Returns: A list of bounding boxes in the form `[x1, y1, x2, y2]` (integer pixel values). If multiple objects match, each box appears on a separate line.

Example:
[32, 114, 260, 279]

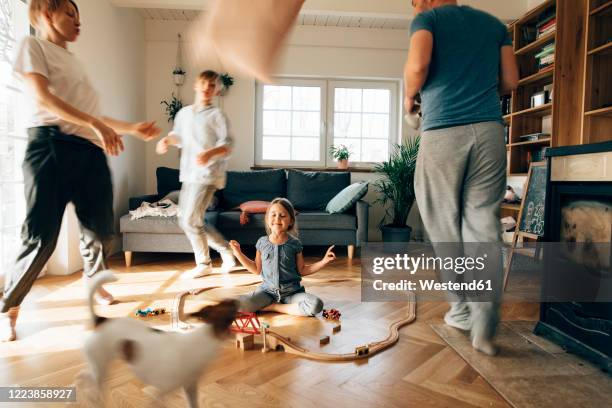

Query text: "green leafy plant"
[220, 73, 234, 89]
[172, 68, 186, 75]
[160, 94, 183, 122]
[373, 136, 420, 227]
[329, 144, 352, 161]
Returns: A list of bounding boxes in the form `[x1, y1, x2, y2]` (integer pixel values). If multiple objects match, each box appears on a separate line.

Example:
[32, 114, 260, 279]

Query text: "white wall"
[527, 0, 547, 9]
[48, 0, 146, 273]
[144, 20, 422, 241]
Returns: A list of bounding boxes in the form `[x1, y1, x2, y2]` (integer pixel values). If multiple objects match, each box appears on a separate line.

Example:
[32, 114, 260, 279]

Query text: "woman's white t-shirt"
[13, 36, 102, 146]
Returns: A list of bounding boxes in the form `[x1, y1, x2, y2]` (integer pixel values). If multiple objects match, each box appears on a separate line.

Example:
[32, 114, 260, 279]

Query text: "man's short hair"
[29, 0, 79, 28]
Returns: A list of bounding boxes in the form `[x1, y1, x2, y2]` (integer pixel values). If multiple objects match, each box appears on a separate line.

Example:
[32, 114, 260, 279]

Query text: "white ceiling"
[137, 8, 411, 30]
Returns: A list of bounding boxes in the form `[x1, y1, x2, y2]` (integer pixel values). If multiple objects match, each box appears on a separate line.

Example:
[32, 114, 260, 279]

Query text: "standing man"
[405, 0, 518, 355]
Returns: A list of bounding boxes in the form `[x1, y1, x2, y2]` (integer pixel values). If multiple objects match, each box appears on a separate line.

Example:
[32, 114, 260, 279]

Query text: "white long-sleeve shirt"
[170, 104, 233, 188]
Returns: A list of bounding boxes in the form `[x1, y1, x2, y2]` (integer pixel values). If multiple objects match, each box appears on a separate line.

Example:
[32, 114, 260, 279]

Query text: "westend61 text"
[372, 279, 493, 291]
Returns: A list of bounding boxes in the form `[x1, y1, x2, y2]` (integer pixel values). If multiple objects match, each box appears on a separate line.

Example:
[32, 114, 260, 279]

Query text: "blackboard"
[518, 162, 547, 236]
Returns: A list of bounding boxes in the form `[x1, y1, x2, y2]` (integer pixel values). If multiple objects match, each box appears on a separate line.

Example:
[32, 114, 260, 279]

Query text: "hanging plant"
[219, 73, 234, 95]
[173, 68, 186, 86]
[173, 34, 186, 86]
[160, 93, 183, 122]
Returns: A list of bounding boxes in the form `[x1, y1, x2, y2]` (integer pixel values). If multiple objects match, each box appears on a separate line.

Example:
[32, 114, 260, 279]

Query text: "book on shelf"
[534, 43, 555, 58]
[538, 25, 556, 37]
[538, 18, 556, 32]
[519, 132, 550, 141]
[539, 54, 555, 65]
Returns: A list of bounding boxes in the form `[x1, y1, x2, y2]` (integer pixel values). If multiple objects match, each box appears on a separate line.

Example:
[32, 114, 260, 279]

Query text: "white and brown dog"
[79, 271, 237, 407]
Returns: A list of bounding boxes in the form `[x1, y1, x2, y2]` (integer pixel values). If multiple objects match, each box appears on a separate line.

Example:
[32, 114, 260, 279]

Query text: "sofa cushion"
[217, 210, 356, 230]
[326, 182, 369, 214]
[120, 212, 218, 234]
[156, 167, 181, 197]
[221, 169, 286, 209]
[287, 169, 350, 211]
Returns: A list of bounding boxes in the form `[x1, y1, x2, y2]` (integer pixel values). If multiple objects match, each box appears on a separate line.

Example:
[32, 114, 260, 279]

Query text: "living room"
[0, 0, 611, 407]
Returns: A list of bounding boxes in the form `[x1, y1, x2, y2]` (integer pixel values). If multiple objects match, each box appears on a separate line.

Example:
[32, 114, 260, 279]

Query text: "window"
[256, 78, 398, 168]
[1, 0, 30, 278]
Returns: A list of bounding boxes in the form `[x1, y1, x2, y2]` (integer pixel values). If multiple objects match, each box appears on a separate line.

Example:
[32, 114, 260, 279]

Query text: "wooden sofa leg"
[347, 245, 355, 259]
[124, 251, 132, 267]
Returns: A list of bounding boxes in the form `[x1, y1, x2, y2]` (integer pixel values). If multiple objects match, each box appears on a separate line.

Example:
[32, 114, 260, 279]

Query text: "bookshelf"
[502, 0, 588, 233]
[581, 0, 612, 143]
[504, 0, 587, 176]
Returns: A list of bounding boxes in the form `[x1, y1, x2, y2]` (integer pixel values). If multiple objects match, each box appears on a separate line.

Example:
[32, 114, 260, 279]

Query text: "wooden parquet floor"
[0, 250, 539, 407]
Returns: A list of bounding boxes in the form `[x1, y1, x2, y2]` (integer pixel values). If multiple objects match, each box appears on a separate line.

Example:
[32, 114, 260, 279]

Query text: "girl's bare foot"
[1, 306, 19, 342]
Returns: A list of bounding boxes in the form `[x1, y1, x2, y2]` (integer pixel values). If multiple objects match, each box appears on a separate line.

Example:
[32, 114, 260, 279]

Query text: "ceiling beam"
[111, 0, 528, 22]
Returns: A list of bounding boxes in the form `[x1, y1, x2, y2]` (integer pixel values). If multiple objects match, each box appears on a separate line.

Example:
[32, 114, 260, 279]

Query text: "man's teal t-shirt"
[410, 5, 512, 131]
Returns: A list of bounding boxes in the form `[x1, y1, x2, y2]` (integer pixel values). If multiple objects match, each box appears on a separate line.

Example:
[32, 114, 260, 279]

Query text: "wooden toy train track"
[170, 274, 416, 361]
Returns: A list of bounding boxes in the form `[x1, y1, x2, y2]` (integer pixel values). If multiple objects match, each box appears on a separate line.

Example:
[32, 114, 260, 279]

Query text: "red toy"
[322, 308, 341, 320]
[230, 312, 261, 334]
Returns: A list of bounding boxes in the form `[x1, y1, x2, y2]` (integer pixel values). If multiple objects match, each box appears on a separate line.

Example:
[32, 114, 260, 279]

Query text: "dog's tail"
[86, 270, 118, 326]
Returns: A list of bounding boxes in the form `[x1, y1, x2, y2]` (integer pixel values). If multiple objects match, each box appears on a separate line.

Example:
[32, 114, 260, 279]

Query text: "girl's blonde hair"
[29, 0, 79, 29]
[265, 198, 299, 238]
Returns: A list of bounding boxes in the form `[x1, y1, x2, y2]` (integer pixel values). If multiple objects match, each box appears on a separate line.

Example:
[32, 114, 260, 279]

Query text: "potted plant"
[219, 73, 234, 96]
[329, 144, 352, 169]
[160, 93, 183, 122]
[373, 136, 420, 243]
[173, 68, 186, 86]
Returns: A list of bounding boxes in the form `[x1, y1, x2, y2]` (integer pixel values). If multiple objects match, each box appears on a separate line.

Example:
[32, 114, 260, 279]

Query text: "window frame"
[255, 78, 328, 168]
[326, 79, 399, 168]
[255, 77, 400, 169]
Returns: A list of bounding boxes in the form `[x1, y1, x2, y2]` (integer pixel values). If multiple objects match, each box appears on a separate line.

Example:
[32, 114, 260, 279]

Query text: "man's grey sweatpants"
[414, 121, 506, 341]
[178, 183, 230, 265]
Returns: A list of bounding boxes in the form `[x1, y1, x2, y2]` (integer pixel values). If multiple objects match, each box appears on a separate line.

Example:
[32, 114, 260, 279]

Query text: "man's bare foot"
[1, 306, 19, 342]
[472, 336, 499, 356]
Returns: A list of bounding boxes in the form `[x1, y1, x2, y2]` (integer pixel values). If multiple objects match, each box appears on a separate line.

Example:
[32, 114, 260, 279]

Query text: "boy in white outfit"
[156, 70, 235, 279]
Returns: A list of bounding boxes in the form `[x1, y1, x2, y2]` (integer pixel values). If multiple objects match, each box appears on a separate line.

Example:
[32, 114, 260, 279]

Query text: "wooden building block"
[236, 333, 254, 351]
[332, 324, 341, 333]
[319, 336, 330, 345]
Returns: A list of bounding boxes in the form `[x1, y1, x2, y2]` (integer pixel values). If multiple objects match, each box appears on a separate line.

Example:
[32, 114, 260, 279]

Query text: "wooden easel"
[503, 161, 547, 290]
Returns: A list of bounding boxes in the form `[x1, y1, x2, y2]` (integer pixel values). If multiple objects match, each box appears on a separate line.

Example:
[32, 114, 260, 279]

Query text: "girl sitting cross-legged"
[229, 198, 336, 316]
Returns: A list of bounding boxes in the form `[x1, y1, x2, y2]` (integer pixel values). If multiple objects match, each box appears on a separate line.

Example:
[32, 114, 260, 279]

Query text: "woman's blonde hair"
[265, 198, 299, 237]
[29, 0, 79, 29]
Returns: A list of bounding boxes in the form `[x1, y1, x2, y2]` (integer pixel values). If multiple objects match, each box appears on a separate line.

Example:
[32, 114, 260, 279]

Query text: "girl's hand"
[229, 240, 241, 255]
[323, 245, 336, 264]
[156, 137, 169, 155]
[132, 121, 161, 141]
[92, 120, 124, 156]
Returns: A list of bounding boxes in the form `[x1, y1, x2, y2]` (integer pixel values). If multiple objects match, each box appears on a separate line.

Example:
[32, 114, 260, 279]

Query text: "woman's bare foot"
[1, 306, 19, 342]
[95, 286, 115, 305]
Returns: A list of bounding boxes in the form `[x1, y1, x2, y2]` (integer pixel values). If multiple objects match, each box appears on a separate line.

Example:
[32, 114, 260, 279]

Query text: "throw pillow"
[287, 169, 350, 211]
[326, 182, 369, 214]
[239, 200, 271, 225]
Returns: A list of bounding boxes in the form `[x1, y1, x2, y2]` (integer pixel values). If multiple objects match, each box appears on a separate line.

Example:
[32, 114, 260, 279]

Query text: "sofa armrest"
[356, 200, 369, 246]
[129, 194, 161, 211]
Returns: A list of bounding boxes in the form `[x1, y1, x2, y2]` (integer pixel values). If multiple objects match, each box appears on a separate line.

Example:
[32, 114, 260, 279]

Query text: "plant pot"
[337, 159, 349, 169]
[173, 74, 185, 86]
[380, 224, 412, 243]
[380, 225, 412, 253]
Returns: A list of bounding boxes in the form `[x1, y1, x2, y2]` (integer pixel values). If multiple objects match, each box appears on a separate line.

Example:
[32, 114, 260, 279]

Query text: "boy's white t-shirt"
[171, 104, 233, 189]
[13, 36, 102, 147]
